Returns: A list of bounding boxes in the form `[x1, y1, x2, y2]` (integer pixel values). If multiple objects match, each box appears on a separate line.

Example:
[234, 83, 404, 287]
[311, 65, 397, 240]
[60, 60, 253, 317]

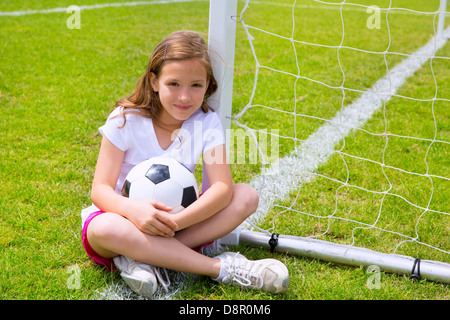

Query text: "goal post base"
[233, 229, 450, 285]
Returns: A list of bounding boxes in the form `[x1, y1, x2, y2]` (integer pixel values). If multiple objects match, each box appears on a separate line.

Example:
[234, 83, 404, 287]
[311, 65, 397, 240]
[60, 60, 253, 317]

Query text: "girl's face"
[151, 58, 209, 126]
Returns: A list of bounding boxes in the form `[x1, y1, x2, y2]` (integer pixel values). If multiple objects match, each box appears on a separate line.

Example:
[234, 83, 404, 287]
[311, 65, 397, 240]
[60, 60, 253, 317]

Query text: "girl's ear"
[150, 72, 159, 92]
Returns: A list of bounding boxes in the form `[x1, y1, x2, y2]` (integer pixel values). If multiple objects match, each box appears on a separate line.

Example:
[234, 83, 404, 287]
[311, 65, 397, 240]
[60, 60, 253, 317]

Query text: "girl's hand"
[128, 199, 179, 237]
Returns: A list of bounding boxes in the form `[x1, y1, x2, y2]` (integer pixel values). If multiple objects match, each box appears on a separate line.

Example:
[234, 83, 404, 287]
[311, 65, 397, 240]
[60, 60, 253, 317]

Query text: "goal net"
[222, 0, 450, 280]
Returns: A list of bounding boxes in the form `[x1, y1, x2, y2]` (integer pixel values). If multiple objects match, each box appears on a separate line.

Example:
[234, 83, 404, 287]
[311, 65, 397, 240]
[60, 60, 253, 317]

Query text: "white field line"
[0, 0, 207, 17]
[246, 26, 450, 230]
[4, 0, 445, 17]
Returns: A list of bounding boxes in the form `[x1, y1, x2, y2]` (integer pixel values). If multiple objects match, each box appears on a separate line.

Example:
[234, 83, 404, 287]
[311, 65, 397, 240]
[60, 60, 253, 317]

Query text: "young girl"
[81, 30, 289, 298]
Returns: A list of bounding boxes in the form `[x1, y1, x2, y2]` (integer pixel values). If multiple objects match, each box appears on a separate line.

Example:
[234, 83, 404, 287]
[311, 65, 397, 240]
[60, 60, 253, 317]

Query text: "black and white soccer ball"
[121, 157, 199, 213]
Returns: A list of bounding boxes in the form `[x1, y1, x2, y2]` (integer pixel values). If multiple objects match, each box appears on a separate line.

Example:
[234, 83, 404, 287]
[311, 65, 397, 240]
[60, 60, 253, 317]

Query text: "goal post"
[239, 229, 450, 285]
[207, 0, 450, 285]
[207, 0, 237, 141]
[201, 0, 237, 192]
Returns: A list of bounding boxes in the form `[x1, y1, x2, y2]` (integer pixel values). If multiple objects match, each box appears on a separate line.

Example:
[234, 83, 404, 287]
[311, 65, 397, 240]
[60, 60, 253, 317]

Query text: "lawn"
[0, 0, 448, 300]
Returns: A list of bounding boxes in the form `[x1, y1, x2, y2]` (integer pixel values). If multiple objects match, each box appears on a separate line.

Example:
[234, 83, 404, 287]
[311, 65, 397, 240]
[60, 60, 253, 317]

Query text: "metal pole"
[202, 0, 237, 192]
[207, 0, 237, 136]
[239, 229, 450, 285]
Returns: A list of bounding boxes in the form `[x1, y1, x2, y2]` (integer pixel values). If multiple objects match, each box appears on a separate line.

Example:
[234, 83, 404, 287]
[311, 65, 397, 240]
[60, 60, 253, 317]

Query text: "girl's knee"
[233, 183, 259, 217]
[87, 213, 129, 243]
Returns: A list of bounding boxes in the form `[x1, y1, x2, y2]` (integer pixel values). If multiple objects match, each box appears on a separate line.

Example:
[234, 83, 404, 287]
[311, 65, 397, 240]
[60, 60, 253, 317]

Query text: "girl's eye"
[168, 82, 179, 86]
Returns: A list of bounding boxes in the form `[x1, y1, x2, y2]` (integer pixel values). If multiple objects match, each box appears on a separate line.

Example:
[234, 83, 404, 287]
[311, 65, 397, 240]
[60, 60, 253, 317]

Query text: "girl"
[81, 30, 289, 298]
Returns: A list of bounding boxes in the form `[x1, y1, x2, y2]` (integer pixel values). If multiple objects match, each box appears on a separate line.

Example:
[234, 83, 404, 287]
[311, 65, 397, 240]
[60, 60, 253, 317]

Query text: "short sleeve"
[98, 107, 128, 151]
[202, 111, 225, 153]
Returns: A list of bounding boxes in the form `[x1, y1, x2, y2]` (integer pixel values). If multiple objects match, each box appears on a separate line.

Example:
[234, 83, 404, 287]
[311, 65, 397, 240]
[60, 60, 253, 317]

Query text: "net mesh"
[231, 0, 450, 263]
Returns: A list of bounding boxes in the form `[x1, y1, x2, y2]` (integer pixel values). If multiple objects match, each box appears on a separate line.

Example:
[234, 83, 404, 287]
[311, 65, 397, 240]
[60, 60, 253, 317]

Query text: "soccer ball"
[121, 157, 199, 213]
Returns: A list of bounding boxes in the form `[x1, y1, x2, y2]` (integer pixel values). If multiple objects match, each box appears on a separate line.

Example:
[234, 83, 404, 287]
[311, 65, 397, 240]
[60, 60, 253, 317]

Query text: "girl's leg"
[86, 183, 258, 277]
[86, 184, 288, 294]
[174, 183, 259, 249]
[86, 212, 221, 278]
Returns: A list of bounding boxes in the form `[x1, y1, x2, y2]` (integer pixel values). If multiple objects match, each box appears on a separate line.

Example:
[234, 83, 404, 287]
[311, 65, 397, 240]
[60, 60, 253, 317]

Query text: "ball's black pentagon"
[121, 179, 131, 197]
[181, 186, 197, 208]
[145, 164, 170, 184]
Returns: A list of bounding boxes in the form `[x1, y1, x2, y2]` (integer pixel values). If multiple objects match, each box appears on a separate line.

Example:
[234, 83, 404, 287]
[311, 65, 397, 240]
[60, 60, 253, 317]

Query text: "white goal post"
[207, 0, 450, 285]
[207, 0, 237, 143]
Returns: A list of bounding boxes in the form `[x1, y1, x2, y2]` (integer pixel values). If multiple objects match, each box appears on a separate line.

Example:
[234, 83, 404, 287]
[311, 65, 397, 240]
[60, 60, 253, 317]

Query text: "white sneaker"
[113, 255, 170, 299]
[214, 252, 289, 293]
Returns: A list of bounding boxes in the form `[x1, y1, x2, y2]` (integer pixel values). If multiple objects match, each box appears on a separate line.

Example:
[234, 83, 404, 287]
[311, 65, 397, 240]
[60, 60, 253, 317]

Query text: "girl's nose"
[179, 88, 191, 103]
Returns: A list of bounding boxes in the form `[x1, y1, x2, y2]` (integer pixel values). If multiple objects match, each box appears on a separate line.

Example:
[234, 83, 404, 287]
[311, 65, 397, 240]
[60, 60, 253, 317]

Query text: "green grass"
[1, 0, 449, 300]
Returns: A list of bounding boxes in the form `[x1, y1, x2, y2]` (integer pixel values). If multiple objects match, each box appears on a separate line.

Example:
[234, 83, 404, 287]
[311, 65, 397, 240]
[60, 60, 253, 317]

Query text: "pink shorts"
[82, 210, 117, 272]
[82, 210, 213, 271]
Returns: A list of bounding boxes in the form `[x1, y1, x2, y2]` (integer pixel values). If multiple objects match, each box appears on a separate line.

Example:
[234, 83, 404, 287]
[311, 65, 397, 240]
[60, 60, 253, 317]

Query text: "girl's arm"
[172, 144, 233, 231]
[90, 136, 178, 237]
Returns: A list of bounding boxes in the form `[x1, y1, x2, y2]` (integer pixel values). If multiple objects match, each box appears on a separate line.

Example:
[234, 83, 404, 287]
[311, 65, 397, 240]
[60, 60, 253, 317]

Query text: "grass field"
[0, 0, 449, 300]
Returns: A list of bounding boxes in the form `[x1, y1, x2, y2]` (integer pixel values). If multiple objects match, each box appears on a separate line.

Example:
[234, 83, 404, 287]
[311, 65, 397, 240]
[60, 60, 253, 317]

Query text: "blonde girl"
[81, 30, 289, 298]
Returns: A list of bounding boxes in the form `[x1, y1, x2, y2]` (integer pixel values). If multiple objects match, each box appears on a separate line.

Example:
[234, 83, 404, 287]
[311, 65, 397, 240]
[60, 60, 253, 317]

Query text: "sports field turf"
[0, 0, 449, 300]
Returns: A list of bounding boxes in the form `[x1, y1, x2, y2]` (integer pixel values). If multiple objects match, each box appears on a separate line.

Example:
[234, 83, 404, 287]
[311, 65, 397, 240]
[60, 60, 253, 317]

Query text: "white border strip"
[0, 0, 207, 17]
[247, 26, 450, 229]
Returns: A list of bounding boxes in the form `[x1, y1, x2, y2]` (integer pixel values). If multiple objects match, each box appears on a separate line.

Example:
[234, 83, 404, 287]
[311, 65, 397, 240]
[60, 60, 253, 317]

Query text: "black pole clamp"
[269, 233, 279, 253]
[410, 258, 421, 281]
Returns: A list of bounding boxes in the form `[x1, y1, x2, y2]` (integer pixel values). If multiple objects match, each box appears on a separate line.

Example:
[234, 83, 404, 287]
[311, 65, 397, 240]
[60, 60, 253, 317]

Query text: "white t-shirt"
[81, 107, 225, 227]
[99, 106, 225, 194]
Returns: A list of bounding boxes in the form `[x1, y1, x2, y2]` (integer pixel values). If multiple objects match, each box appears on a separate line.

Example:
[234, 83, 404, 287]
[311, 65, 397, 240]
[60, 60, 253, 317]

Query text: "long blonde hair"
[114, 30, 218, 127]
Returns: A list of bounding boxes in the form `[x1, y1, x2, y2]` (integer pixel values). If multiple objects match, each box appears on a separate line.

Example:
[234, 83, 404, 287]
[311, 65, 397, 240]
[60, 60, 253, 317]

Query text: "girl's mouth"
[174, 104, 191, 111]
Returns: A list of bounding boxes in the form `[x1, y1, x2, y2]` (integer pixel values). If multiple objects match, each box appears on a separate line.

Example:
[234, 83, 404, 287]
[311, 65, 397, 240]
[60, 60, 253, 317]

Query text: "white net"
[231, 0, 450, 263]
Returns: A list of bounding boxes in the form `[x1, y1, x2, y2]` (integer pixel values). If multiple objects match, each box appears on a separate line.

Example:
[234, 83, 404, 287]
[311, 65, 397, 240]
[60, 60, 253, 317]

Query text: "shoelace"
[223, 252, 263, 289]
[153, 266, 171, 293]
